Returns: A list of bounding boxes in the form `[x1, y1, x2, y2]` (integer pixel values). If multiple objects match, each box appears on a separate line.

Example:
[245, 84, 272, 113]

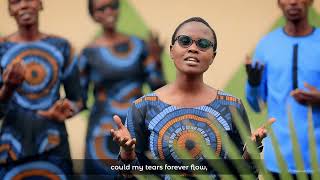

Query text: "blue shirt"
[246, 27, 320, 173]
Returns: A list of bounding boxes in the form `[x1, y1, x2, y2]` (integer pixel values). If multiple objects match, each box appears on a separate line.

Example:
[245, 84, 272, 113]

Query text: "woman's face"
[8, 0, 42, 27]
[170, 21, 216, 76]
[92, 0, 119, 30]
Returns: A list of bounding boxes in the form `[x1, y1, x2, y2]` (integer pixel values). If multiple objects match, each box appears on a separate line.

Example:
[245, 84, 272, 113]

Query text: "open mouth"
[184, 57, 200, 63]
[287, 8, 301, 15]
[19, 12, 33, 21]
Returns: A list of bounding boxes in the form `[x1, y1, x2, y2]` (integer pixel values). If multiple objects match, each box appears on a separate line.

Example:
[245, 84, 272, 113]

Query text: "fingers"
[119, 137, 128, 146]
[61, 99, 75, 114]
[251, 127, 268, 144]
[258, 128, 267, 139]
[125, 138, 136, 147]
[3, 62, 26, 88]
[149, 31, 159, 42]
[110, 128, 136, 151]
[256, 63, 264, 71]
[262, 118, 276, 128]
[37, 110, 48, 117]
[111, 128, 122, 143]
[113, 115, 124, 129]
[304, 82, 317, 92]
[245, 55, 252, 64]
[252, 118, 275, 143]
[291, 89, 311, 104]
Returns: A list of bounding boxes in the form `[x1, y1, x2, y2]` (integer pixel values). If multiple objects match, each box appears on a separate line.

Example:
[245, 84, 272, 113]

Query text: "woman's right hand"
[111, 115, 137, 160]
[3, 62, 25, 90]
[0, 62, 25, 102]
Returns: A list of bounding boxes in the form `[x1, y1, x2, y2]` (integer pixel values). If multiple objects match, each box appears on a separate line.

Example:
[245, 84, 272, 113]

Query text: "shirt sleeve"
[77, 49, 90, 109]
[141, 42, 166, 91]
[246, 40, 268, 112]
[0, 42, 10, 118]
[60, 42, 82, 104]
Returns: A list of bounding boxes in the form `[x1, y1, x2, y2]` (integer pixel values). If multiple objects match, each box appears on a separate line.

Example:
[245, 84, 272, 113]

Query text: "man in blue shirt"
[245, 0, 320, 179]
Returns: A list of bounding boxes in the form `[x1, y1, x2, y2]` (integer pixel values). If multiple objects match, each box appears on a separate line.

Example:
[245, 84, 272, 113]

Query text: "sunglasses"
[174, 35, 215, 51]
[96, 1, 119, 12]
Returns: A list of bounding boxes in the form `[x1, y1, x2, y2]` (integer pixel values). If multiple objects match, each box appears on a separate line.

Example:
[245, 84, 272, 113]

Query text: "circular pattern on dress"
[155, 114, 222, 164]
[3, 161, 67, 180]
[89, 117, 119, 167]
[1, 42, 63, 107]
[38, 129, 61, 154]
[0, 133, 22, 163]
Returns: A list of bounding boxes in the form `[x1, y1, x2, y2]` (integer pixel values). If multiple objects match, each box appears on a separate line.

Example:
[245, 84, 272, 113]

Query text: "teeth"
[186, 57, 198, 62]
[21, 13, 31, 19]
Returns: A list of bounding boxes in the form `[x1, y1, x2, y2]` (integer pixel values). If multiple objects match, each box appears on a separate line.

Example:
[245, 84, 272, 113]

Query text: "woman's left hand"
[251, 118, 276, 145]
[37, 99, 77, 122]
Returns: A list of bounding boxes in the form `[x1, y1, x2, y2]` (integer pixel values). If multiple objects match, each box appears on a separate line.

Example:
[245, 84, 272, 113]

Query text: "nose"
[288, 0, 298, 5]
[104, 7, 114, 14]
[19, 0, 29, 9]
[187, 41, 199, 54]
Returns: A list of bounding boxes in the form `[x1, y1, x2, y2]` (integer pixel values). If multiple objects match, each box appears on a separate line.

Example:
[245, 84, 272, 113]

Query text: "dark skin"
[90, 0, 163, 61]
[111, 21, 275, 161]
[0, 62, 25, 102]
[278, 0, 314, 36]
[245, 0, 320, 106]
[291, 83, 320, 106]
[0, 0, 82, 121]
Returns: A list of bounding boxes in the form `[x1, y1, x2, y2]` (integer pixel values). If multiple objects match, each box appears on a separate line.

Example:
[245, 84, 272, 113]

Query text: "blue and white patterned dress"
[78, 35, 166, 178]
[0, 36, 81, 179]
[121, 91, 255, 179]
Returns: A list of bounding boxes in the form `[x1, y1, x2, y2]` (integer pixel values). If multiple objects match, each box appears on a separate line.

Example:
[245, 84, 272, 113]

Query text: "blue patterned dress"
[78, 36, 166, 178]
[121, 91, 254, 179]
[0, 36, 81, 180]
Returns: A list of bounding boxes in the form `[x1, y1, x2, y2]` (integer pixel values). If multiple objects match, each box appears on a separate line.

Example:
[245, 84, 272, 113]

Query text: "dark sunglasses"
[174, 35, 214, 51]
[96, 1, 119, 12]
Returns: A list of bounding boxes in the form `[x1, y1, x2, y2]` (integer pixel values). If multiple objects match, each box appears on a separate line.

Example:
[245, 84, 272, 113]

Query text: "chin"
[286, 14, 303, 22]
[104, 24, 116, 30]
[181, 68, 205, 76]
[19, 20, 36, 26]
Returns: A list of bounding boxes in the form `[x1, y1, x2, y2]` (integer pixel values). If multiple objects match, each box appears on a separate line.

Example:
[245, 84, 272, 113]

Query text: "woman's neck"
[103, 27, 117, 39]
[16, 23, 42, 42]
[174, 73, 205, 94]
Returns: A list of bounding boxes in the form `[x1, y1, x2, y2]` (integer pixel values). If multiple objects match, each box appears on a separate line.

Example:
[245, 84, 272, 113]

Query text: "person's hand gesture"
[110, 115, 136, 160]
[245, 55, 264, 87]
[243, 118, 275, 160]
[291, 82, 320, 106]
[147, 32, 164, 62]
[251, 118, 276, 146]
[3, 62, 25, 90]
[38, 99, 76, 122]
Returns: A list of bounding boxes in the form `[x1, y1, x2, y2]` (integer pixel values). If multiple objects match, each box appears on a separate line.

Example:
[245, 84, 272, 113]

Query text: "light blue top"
[246, 27, 320, 173]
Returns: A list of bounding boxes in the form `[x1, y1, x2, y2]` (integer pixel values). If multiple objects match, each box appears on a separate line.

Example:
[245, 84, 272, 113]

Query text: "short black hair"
[171, 17, 217, 52]
[88, 0, 94, 17]
[88, 0, 120, 17]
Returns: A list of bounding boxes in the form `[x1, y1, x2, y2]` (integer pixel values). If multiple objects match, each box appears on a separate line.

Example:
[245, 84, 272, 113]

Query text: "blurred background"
[1, 0, 319, 173]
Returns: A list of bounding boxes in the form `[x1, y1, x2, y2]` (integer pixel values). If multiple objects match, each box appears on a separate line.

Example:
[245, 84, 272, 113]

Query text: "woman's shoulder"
[45, 34, 71, 44]
[133, 92, 158, 107]
[215, 90, 243, 107]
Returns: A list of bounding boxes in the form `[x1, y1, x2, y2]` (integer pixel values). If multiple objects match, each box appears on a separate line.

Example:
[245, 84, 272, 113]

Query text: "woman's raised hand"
[110, 115, 137, 160]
